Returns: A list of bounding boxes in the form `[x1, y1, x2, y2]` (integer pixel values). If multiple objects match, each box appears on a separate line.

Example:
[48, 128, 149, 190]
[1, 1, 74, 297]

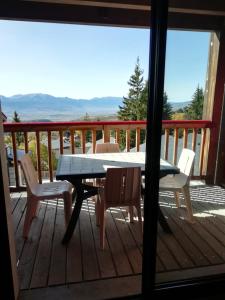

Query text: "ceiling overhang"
[0, 1, 225, 31]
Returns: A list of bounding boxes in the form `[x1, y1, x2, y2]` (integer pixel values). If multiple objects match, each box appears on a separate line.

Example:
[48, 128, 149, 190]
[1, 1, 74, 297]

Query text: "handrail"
[3, 119, 213, 132]
[3, 120, 212, 190]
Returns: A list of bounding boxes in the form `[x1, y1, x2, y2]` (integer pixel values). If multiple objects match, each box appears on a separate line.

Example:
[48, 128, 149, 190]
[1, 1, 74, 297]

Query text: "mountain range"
[0, 93, 190, 121]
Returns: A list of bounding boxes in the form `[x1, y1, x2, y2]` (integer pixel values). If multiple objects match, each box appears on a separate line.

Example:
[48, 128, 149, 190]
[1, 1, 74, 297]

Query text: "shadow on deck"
[12, 184, 225, 299]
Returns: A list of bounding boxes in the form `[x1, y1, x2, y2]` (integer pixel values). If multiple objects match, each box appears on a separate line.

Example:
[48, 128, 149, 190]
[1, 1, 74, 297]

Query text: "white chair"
[159, 148, 195, 222]
[20, 154, 74, 238]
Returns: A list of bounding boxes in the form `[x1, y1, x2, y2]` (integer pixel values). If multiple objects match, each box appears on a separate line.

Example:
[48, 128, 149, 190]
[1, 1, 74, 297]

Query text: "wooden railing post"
[11, 132, 19, 188]
[136, 128, 140, 152]
[3, 120, 212, 191]
[70, 129, 75, 154]
[126, 129, 130, 152]
[103, 125, 110, 143]
[173, 128, 178, 165]
[92, 130, 96, 153]
[47, 131, 53, 182]
[59, 130, 64, 155]
[164, 128, 169, 160]
[81, 130, 86, 154]
[36, 131, 42, 183]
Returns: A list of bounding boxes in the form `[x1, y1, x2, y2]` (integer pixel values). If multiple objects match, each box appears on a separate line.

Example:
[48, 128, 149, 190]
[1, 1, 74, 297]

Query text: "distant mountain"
[170, 101, 190, 111]
[0, 94, 123, 121]
[0, 93, 191, 121]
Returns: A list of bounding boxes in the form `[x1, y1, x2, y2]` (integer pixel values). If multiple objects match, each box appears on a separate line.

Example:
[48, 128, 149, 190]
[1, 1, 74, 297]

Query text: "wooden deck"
[12, 184, 225, 296]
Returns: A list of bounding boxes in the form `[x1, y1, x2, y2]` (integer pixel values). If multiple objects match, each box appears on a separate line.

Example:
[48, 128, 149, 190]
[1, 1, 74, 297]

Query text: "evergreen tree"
[162, 92, 173, 120]
[118, 57, 144, 121]
[13, 111, 24, 146]
[184, 85, 204, 120]
[83, 112, 92, 142]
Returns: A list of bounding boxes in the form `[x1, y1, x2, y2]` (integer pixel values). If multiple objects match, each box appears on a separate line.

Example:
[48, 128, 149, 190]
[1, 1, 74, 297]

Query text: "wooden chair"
[159, 148, 195, 222]
[20, 154, 74, 238]
[97, 167, 142, 249]
[94, 142, 120, 187]
[95, 142, 120, 153]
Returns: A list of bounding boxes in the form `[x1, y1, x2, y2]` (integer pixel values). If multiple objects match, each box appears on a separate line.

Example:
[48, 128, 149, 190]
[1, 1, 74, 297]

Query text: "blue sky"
[0, 20, 210, 102]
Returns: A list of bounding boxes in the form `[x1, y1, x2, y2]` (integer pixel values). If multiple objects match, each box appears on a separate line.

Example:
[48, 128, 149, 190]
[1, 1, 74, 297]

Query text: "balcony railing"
[3, 120, 213, 191]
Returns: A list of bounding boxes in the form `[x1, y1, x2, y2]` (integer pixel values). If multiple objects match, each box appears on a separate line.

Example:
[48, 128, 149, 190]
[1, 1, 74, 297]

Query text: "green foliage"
[172, 112, 186, 120]
[162, 92, 173, 120]
[184, 85, 204, 120]
[83, 112, 92, 142]
[118, 58, 172, 122]
[117, 58, 173, 148]
[118, 57, 145, 121]
[29, 139, 58, 171]
[13, 111, 24, 146]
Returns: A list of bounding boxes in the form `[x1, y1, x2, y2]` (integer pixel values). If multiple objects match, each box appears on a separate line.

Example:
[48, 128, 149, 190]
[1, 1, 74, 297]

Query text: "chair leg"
[99, 202, 106, 250]
[95, 195, 100, 226]
[31, 200, 39, 218]
[182, 186, 194, 223]
[23, 197, 36, 239]
[136, 205, 143, 234]
[129, 206, 134, 223]
[63, 191, 72, 226]
[174, 191, 180, 207]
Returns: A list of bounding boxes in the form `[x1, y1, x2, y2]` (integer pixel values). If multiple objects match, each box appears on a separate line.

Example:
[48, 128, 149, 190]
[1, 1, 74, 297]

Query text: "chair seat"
[159, 173, 188, 190]
[32, 180, 73, 198]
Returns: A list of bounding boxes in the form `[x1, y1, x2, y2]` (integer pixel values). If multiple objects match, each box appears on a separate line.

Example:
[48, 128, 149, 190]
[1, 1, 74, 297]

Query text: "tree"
[13, 111, 24, 146]
[117, 59, 173, 148]
[184, 85, 204, 120]
[118, 57, 144, 121]
[83, 112, 92, 142]
[29, 139, 58, 171]
[162, 92, 173, 120]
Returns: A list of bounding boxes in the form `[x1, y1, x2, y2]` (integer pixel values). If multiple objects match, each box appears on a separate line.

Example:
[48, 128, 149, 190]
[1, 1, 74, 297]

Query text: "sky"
[0, 20, 210, 102]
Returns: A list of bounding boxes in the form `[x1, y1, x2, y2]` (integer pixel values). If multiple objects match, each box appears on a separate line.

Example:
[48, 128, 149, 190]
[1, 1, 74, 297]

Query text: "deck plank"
[12, 193, 27, 233]
[48, 199, 67, 286]
[30, 201, 57, 288]
[156, 235, 180, 270]
[66, 212, 83, 283]
[111, 207, 142, 274]
[106, 208, 133, 276]
[162, 205, 210, 267]
[88, 199, 117, 278]
[161, 195, 223, 265]
[79, 200, 100, 281]
[18, 202, 47, 290]
[12, 185, 225, 291]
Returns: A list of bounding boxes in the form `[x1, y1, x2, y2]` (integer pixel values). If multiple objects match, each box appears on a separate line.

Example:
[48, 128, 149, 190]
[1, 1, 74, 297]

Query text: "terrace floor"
[13, 184, 225, 299]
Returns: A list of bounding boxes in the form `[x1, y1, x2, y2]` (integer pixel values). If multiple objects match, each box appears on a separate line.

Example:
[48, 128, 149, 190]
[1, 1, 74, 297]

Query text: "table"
[56, 152, 179, 244]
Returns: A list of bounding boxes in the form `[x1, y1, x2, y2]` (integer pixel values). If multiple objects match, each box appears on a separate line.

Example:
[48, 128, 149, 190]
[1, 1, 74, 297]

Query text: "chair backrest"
[104, 167, 141, 207]
[95, 142, 120, 153]
[20, 154, 38, 194]
[177, 148, 195, 176]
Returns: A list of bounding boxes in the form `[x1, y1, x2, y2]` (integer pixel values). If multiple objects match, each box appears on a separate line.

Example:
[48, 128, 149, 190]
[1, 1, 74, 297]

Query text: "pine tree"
[83, 112, 92, 142]
[185, 85, 204, 120]
[13, 111, 24, 146]
[118, 57, 144, 121]
[162, 92, 173, 120]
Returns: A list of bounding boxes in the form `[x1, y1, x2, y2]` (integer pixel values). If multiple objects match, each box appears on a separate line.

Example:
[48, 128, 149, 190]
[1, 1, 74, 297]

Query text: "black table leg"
[62, 180, 99, 245]
[158, 207, 172, 233]
[62, 180, 84, 244]
[142, 183, 172, 233]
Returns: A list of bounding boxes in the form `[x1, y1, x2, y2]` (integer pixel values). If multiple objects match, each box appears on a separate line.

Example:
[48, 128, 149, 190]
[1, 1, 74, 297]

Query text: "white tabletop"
[56, 152, 179, 180]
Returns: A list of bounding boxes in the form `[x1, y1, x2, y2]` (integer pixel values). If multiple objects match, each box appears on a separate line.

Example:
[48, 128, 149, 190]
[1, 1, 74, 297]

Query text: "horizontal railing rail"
[3, 120, 213, 191]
